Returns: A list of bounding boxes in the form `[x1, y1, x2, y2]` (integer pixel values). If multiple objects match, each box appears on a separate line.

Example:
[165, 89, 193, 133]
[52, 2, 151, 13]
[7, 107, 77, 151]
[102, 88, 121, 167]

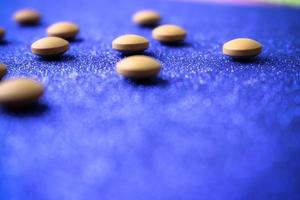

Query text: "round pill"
[152, 24, 186, 43]
[223, 38, 262, 58]
[13, 9, 41, 25]
[0, 79, 44, 105]
[133, 10, 161, 26]
[112, 34, 149, 53]
[31, 37, 69, 57]
[47, 21, 79, 39]
[0, 27, 5, 41]
[116, 55, 161, 79]
[0, 64, 7, 78]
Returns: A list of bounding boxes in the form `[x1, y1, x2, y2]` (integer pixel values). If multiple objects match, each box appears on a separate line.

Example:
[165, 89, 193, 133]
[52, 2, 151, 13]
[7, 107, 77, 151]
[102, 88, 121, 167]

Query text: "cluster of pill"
[0, 9, 80, 107]
[0, 8, 262, 108]
[112, 10, 262, 79]
[113, 10, 187, 79]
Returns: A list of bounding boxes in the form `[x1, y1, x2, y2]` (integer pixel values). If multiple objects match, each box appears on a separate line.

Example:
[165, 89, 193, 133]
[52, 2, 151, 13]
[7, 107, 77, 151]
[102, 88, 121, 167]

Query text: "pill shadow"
[18, 22, 43, 28]
[116, 51, 156, 58]
[0, 40, 9, 45]
[138, 24, 160, 29]
[37, 54, 76, 62]
[159, 41, 193, 48]
[127, 77, 169, 87]
[230, 56, 267, 64]
[115, 41, 192, 58]
[142, 51, 158, 58]
[68, 37, 84, 43]
[117, 51, 159, 59]
[1, 102, 49, 117]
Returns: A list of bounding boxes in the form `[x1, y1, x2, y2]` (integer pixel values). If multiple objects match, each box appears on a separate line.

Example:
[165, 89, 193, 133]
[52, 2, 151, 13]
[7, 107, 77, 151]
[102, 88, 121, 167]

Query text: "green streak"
[268, 0, 300, 6]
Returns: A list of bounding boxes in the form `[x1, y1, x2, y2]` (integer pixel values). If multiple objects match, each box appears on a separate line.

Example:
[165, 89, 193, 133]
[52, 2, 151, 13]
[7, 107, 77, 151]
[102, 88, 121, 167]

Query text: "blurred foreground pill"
[152, 24, 186, 43]
[116, 55, 161, 79]
[47, 21, 79, 39]
[0, 64, 7, 78]
[31, 37, 69, 57]
[0, 27, 5, 41]
[223, 38, 262, 58]
[13, 9, 41, 25]
[112, 34, 149, 53]
[0, 79, 44, 106]
[133, 10, 161, 26]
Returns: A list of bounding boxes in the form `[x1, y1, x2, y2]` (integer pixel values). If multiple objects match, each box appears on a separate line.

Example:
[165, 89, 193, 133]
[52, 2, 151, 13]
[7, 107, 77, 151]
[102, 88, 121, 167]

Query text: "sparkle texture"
[0, 0, 300, 199]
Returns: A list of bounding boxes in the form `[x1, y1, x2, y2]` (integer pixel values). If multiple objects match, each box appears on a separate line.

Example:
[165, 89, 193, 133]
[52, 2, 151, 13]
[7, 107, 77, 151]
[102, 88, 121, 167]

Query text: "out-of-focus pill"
[133, 10, 161, 26]
[47, 21, 79, 39]
[0, 27, 5, 41]
[13, 9, 41, 25]
[0, 79, 44, 106]
[152, 24, 186, 43]
[0, 64, 7, 78]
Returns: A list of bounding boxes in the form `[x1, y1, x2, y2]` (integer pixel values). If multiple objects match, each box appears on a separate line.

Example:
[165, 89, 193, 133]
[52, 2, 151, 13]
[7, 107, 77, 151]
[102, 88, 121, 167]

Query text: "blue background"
[1, 0, 300, 199]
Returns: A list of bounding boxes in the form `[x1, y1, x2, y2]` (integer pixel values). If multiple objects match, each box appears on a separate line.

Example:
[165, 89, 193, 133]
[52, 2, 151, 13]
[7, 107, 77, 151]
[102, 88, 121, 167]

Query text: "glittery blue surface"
[0, 0, 300, 199]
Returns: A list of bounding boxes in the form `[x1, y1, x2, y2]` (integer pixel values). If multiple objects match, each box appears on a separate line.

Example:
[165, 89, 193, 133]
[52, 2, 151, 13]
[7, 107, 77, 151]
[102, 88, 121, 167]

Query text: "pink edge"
[174, 0, 282, 7]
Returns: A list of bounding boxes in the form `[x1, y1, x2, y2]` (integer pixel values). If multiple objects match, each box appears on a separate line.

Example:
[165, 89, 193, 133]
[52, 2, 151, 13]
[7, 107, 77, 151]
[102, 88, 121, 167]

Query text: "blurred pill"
[0, 78, 44, 106]
[133, 10, 161, 26]
[0, 27, 5, 41]
[13, 9, 41, 25]
[47, 21, 79, 39]
[0, 64, 7, 78]
[152, 24, 186, 43]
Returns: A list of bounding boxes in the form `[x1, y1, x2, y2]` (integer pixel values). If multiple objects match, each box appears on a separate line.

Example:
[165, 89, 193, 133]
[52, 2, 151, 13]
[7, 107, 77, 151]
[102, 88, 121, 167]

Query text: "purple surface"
[0, 0, 300, 199]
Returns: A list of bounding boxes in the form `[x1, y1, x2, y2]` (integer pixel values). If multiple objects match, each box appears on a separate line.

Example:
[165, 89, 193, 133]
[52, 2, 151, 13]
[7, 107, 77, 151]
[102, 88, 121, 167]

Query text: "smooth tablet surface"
[116, 55, 161, 79]
[31, 37, 69, 57]
[13, 9, 41, 25]
[112, 34, 149, 53]
[47, 21, 79, 39]
[152, 24, 187, 43]
[0, 79, 44, 105]
[223, 38, 262, 58]
[133, 10, 161, 26]
[0, 28, 5, 41]
[0, 64, 7, 78]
